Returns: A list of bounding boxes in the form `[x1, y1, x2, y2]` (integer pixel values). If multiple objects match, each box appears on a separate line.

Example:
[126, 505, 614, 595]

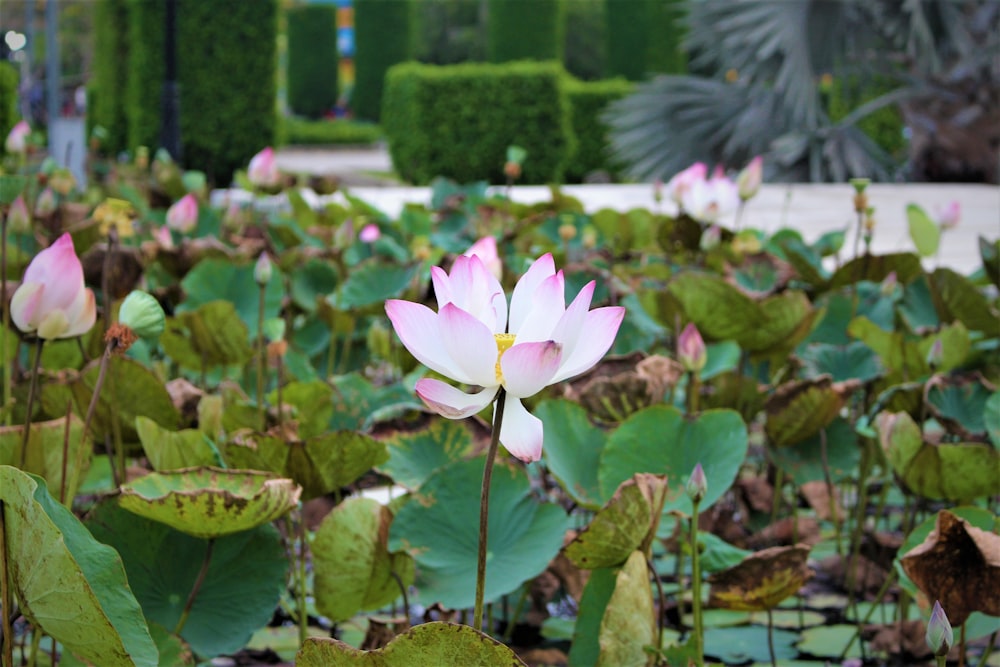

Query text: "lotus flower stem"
[175, 537, 216, 635]
[959, 621, 967, 667]
[646, 556, 666, 657]
[82, 340, 119, 487]
[473, 388, 507, 632]
[975, 631, 996, 667]
[257, 284, 266, 431]
[837, 567, 898, 661]
[818, 428, 843, 558]
[766, 607, 777, 667]
[18, 338, 44, 468]
[0, 501, 14, 667]
[2, 215, 10, 427]
[501, 584, 530, 644]
[689, 502, 704, 667]
[60, 401, 72, 504]
[296, 509, 308, 647]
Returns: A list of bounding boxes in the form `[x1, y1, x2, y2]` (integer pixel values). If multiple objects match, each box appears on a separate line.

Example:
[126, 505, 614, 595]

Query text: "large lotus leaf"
[226, 431, 387, 501]
[177, 258, 282, 337]
[765, 377, 855, 448]
[701, 372, 767, 423]
[667, 272, 763, 341]
[797, 341, 883, 384]
[40, 355, 180, 443]
[729, 253, 792, 297]
[567, 566, 618, 667]
[848, 317, 970, 376]
[136, 416, 219, 471]
[768, 418, 860, 487]
[898, 275, 940, 334]
[313, 497, 415, 622]
[597, 550, 655, 667]
[289, 258, 339, 313]
[598, 405, 748, 515]
[828, 252, 923, 289]
[328, 372, 425, 431]
[388, 457, 570, 610]
[564, 474, 667, 570]
[986, 392, 1000, 448]
[0, 467, 158, 666]
[0, 415, 90, 503]
[377, 419, 475, 491]
[160, 301, 253, 370]
[981, 236, 1000, 288]
[331, 260, 418, 309]
[118, 467, 301, 538]
[266, 380, 334, 440]
[929, 267, 1000, 334]
[877, 412, 1000, 502]
[296, 622, 526, 666]
[905, 203, 941, 257]
[612, 293, 669, 356]
[86, 498, 287, 659]
[537, 399, 607, 509]
[807, 283, 895, 346]
[925, 377, 992, 438]
[740, 290, 815, 353]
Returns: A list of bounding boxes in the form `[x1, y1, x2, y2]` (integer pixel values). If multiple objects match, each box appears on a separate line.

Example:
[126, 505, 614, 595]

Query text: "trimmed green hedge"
[125, 0, 278, 183]
[282, 118, 382, 146]
[487, 0, 565, 63]
[353, 0, 414, 122]
[287, 5, 338, 119]
[91, 0, 130, 153]
[564, 78, 633, 182]
[0, 62, 18, 152]
[382, 61, 575, 184]
[605, 0, 686, 80]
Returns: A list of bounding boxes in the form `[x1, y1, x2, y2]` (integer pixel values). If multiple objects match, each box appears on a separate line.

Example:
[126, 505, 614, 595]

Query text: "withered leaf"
[708, 544, 814, 611]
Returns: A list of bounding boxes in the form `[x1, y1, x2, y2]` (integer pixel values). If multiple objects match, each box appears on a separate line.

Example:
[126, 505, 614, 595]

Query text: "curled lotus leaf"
[765, 377, 859, 447]
[118, 466, 301, 539]
[708, 544, 814, 612]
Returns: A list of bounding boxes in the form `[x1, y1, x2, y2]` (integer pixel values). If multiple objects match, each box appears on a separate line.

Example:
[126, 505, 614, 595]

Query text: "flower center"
[494, 333, 516, 383]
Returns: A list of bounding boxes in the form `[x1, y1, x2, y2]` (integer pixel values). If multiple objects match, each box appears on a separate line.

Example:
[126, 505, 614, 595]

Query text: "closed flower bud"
[737, 156, 763, 201]
[5, 120, 30, 154]
[359, 223, 381, 243]
[7, 195, 31, 234]
[118, 290, 166, 340]
[686, 463, 707, 504]
[254, 252, 273, 286]
[11, 233, 96, 340]
[678, 322, 707, 373]
[166, 193, 199, 233]
[248, 147, 280, 188]
[926, 601, 953, 657]
[35, 188, 57, 217]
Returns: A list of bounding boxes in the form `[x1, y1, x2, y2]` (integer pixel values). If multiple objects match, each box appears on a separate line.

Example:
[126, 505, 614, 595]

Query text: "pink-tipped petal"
[514, 271, 566, 342]
[500, 340, 562, 398]
[549, 281, 596, 360]
[23, 234, 83, 309]
[509, 253, 555, 333]
[498, 397, 544, 462]
[63, 289, 97, 338]
[438, 303, 499, 387]
[385, 300, 464, 381]
[416, 378, 497, 419]
[445, 255, 505, 332]
[430, 265, 453, 310]
[551, 306, 625, 383]
[10, 282, 43, 333]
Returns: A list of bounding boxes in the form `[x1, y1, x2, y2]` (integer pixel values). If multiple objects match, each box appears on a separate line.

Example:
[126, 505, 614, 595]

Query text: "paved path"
[270, 146, 999, 272]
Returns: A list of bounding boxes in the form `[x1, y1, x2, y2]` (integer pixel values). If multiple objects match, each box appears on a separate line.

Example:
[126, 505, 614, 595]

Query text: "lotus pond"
[0, 150, 998, 667]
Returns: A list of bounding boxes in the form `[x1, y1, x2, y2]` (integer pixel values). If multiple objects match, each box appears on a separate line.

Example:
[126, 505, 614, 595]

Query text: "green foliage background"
[487, 0, 565, 63]
[564, 78, 633, 182]
[353, 0, 415, 122]
[605, 0, 686, 80]
[287, 5, 339, 119]
[91, 0, 130, 154]
[0, 62, 19, 151]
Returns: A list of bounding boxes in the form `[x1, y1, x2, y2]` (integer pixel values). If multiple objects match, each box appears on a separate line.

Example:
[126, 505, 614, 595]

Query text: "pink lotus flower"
[936, 200, 960, 229]
[359, 223, 381, 243]
[737, 156, 763, 201]
[463, 236, 502, 281]
[247, 147, 279, 187]
[681, 174, 740, 223]
[10, 233, 96, 339]
[5, 120, 30, 154]
[386, 253, 625, 462]
[678, 322, 707, 373]
[666, 162, 708, 205]
[166, 193, 198, 233]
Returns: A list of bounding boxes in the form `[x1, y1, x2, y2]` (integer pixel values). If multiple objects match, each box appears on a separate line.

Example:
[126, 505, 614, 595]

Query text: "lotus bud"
[359, 223, 381, 243]
[166, 193, 199, 233]
[5, 120, 30, 154]
[678, 322, 707, 373]
[581, 228, 597, 249]
[7, 195, 31, 234]
[118, 290, 166, 340]
[926, 338, 944, 369]
[254, 252, 273, 286]
[463, 236, 502, 281]
[559, 222, 577, 242]
[936, 200, 960, 230]
[737, 156, 763, 201]
[152, 225, 174, 250]
[926, 601, 953, 657]
[700, 225, 722, 251]
[35, 188, 57, 217]
[880, 271, 898, 297]
[686, 463, 707, 504]
[248, 147, 280, 188]
[653, 178, 664, 204]
[10, 233, 96, 340]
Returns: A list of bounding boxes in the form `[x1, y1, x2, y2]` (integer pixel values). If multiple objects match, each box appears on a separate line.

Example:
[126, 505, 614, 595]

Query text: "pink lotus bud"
[7, 195, 31, 234]
[686, 462, 707, 504]
[166, 193, 199, 233]
[247, 147, 279, 188]
[936, 200, 960, 229]
[700, 225, 722, 251]
[462, 236, 502, 281]
[666, 162, 708, 205]
[880, 271, 898, 297]
[254, 252, 272, 286]
[10, 233, 96, 339]
[152, 225, 174, 249]
[653, 178, 664, 204]
[926, 600, 953, 657]
[359, 223, 381, 243]
[678, 322, 707, 373]
[737, 156, 763, 200]
[35, 188, 57, 217]
[5, 120, 30, 154]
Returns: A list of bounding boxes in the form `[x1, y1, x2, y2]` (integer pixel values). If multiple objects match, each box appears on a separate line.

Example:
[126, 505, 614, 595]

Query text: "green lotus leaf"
[267, 380, 334, 440]
[981, 236, 1000, 288]
[136, 416, 220, 471]
[848, 317, 970, 376]
[564, 474, 667, 570]
[898, 275, 940, 334]
[741, 290, 815, 353]
[377, 419, 475, 491]
[828, 252, 922, 288]
[160, 301, 254, 370]
[0, 466, 158, 666]
[877, 412, 1000, 502]
[177, 259, 282, 337]
[667, 272, 763, 341]
[597, 550, 656, 667]
[929, 267, 1000, 334]
[925, 376, 993, 439]
[538, 399, 607, 509]
[331, 259, 418, 309]
[768, 418, 861, 487]
[906, 203, 941, 257]
[296, 622, 526, 666]
[0, 414, 90, 503]
[765, 377, 856, 448]
[568, 566, 618, 667]
[797, 342, 883, 383]
[313, 497, 415, 622]
[118, 467, 301, 538]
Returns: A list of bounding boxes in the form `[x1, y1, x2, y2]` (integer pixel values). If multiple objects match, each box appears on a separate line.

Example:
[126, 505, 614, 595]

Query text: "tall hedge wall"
[564, 77, 632, 182]
[0, 62, 18, 152]
[353, 0, 414, 122]
[487, 0, 564, 63]
[382, 61, 575, 185]
[91, 0, 130, 153]
[287, 5, 338, 119]
[125, 0, 277, 182]
[606, 0, 685, 80]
